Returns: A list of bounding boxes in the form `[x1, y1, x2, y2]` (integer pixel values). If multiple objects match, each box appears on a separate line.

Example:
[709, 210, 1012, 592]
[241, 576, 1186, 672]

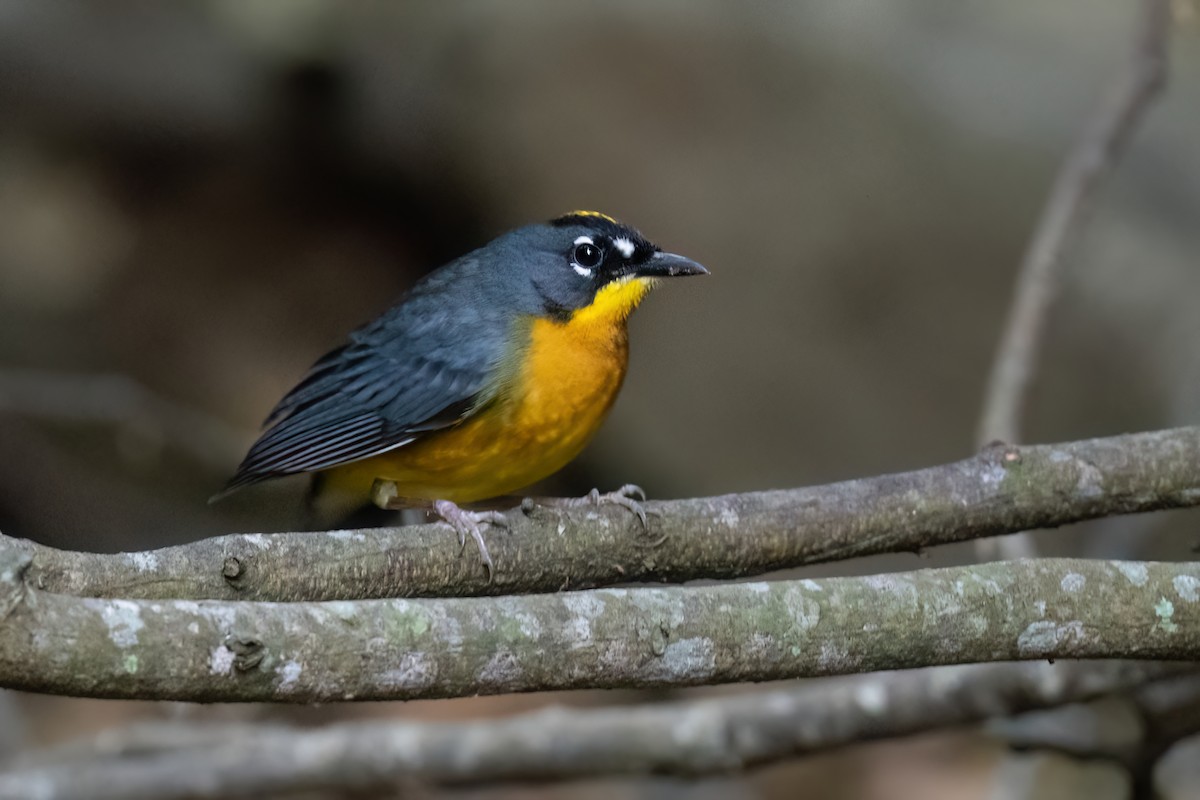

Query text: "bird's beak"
[634, 251, 709, 279]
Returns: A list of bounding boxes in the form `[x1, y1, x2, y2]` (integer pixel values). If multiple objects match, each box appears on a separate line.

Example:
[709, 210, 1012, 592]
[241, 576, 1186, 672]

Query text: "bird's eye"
[573, 242, 603, 269]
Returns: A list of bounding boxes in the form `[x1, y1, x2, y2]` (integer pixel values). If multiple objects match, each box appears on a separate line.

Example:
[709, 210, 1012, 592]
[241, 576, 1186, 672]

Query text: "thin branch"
[988, 670, 1200, 760]
[9, 426, 1200, 602]
[2, 545, 1199, 703]
[976, 0, 1171, 560]
[977, 0, 1170, 447]
[0, 662, 1190, 800]
[1136, 671, 1200, 745]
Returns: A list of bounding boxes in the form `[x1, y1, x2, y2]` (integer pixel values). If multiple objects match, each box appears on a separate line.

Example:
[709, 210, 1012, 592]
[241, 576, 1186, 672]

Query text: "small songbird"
[214, 211, 707, 573]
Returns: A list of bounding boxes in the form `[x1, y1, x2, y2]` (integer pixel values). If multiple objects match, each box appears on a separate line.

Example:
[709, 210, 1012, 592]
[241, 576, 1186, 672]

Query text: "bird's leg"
[373, 481, 507, 580]
[432, 499, 508, 581]
[524, 484, 650, 528]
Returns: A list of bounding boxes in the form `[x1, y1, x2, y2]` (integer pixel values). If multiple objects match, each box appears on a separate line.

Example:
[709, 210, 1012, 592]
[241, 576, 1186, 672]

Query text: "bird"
[213, 211, 707, 574]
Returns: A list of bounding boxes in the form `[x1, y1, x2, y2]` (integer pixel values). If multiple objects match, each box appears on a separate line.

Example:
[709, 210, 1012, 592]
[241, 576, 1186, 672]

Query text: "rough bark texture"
[0, 662, 1189, 800]
[2, 546, 1199, 703]
[10, 426, 1200, 601]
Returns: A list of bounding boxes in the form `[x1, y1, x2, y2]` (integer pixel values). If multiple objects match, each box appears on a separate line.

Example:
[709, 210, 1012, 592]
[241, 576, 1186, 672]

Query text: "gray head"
[473, 211, 708, 322]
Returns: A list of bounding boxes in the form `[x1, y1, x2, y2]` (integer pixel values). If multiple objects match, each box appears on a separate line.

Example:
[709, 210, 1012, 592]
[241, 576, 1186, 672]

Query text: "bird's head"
[490, 211, 708, 325]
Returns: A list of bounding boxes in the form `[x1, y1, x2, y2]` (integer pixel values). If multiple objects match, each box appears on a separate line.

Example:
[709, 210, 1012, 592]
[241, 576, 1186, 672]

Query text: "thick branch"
[11, 426, 1200, 601]
[0, 663, 1188, 800]
[2, 548, 1199, 703]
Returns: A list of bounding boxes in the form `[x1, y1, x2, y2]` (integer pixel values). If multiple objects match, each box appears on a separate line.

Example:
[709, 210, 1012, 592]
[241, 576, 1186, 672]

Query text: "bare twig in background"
[987, 670, 1200, 757]
[981, 671, 1200, 797]
[977, 0, 1170, 446]
[0, 369, 249, 471]
[971, 1, 1178, 782]
[1135, 672, 1200, 756]
[3, 542, 1200, 703]
[1143, 673, 1200, 796]
[976, 0, 1171, 560]
[8, 426, 1199, 601]
[0, 662, 1189, 800]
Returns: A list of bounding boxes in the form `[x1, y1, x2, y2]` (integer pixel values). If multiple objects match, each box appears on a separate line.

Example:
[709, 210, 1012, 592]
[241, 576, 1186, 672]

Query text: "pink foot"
[432, 500, 507, 581]
[562, 484, 650, 528]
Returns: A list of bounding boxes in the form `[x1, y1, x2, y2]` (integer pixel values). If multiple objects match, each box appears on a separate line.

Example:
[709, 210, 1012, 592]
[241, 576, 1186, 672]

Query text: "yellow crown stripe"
[565, 210, 617, 224]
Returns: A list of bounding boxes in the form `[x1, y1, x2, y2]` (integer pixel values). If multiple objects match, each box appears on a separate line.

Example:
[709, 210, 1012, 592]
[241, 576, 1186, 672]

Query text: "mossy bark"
[2, 549, 1198, 703]
[9, 426, 1200, 602]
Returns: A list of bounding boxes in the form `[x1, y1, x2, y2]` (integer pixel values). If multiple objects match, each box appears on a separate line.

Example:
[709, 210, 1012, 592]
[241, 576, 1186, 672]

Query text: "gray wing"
[217, 267, 505, 496]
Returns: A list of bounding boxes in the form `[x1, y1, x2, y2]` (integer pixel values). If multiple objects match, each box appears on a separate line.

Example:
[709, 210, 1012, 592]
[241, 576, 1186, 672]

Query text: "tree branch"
[977, 0, 1170, 449]
[10, 426, 1200, 602]
[0, 662, 1190, 800]
[2, 546, 1199, 703]
[975, 0, 1171, 561]
[987, 671, 1200, 762]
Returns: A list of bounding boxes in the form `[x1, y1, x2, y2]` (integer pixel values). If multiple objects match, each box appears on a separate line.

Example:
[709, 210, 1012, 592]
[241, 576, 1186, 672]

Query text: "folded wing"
[216, 282, 502, 497]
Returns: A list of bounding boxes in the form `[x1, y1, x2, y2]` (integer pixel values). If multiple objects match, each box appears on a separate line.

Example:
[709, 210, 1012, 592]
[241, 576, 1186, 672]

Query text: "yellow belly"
[317, 279, 651, 506]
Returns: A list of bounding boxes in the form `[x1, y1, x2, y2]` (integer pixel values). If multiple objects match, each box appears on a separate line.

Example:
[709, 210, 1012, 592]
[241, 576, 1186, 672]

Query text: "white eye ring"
[570, 236, 603, 277]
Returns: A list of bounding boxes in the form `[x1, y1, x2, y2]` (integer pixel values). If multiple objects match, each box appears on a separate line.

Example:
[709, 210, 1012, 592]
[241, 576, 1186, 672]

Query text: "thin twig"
[0, 662, 1190, 800]
[976, 0, 1171, 560]
[977, 0, 1170, 446]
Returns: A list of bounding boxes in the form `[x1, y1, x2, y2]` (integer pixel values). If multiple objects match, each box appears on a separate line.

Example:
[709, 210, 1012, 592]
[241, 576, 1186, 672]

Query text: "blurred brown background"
[1, 2, 1198, 798]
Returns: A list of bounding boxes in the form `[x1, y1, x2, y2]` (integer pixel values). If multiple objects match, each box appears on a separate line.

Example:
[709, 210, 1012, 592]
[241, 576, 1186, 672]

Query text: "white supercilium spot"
[612, 236, 635, 257]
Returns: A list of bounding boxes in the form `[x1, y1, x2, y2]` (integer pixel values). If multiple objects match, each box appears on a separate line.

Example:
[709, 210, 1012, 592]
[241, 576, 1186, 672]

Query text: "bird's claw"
[572, 483, 650, 528]
[432, 500, 507, 582]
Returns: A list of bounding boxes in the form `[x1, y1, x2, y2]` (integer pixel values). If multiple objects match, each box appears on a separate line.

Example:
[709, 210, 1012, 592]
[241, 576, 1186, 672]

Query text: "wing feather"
[217, 260, 505, 497]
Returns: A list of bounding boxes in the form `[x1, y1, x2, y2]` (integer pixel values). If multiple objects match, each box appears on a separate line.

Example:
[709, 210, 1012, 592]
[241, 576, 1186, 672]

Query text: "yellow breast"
[319, 277, 655, 505]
